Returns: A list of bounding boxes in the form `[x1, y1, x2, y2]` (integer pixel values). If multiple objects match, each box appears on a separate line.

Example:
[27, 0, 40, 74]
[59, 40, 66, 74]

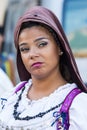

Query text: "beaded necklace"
[13, 86, 63, 120]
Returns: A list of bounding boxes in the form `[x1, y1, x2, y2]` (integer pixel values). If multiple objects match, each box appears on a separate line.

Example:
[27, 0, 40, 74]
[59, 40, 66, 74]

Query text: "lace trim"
[13, 85, 63, 120]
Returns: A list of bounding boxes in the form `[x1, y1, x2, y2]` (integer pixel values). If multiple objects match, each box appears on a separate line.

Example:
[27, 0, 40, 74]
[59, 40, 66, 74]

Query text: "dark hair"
[19, 21, 72, 83]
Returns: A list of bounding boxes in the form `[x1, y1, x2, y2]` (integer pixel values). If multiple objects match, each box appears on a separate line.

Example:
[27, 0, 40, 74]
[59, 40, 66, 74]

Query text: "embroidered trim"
[57, 88, 82, 130]
[0, 98, 7, 109]
[13, 86, 63, 120]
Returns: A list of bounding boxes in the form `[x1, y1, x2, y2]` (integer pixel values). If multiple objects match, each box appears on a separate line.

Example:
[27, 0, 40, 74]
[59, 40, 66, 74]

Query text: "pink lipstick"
[32, 62, 42, 68]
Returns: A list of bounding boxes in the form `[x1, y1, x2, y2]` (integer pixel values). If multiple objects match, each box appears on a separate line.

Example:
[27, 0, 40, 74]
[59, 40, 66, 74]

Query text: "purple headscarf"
[14, 6, 87, 92]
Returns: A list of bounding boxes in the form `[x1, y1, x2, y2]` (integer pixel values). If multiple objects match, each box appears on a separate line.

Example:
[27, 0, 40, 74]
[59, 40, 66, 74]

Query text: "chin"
[32, 74, 47, 80]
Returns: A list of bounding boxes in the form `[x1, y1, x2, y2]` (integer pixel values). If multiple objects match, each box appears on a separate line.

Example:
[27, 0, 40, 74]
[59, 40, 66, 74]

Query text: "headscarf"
[14, 6, 87, 92]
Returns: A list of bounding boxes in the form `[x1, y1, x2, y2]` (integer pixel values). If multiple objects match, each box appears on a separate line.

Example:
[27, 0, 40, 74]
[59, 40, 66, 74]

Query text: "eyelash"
[20, 48, 29, 52]
[19, 42, 48, 52]
[38, 42, 48, 47]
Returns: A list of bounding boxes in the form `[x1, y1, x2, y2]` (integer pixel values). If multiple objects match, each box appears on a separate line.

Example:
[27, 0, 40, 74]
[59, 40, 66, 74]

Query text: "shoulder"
[70, 91, 87, 108]
[69, 92, 87, 130]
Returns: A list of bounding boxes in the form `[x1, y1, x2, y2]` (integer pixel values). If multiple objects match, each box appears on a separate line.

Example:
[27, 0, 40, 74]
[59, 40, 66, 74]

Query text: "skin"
[18, 26, 67, 100]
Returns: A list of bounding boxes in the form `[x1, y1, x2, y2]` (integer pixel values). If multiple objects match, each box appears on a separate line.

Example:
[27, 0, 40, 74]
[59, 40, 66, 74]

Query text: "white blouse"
[0, 79, 87, 130]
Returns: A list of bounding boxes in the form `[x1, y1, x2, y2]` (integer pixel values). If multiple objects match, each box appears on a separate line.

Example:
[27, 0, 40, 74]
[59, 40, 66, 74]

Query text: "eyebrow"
[19, 37, 48, 47]
[19, 43, 27, 47]
[34, 37, 48, 42]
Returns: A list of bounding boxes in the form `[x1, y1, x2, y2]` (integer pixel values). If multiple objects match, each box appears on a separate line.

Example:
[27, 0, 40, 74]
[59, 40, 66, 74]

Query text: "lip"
[31, 62, 43, 68]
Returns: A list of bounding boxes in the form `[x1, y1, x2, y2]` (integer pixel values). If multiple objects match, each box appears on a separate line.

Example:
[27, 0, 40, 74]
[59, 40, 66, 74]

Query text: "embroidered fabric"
[0, 81, 83, 130]
[56, 88, 82, 130]
[0, 88, 81, 130]
[0, 118, 54, 130]
[13, 83, 63, 121]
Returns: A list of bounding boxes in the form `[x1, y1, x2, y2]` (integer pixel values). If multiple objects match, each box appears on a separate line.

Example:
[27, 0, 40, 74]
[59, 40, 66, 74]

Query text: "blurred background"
[0, 0, 87, 85]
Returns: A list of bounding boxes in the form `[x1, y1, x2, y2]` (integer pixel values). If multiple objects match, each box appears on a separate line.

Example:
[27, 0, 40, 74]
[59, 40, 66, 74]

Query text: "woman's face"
[18, 26, 61, 79]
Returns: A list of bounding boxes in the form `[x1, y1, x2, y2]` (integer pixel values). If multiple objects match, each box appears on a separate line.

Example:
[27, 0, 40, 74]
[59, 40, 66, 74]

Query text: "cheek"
[48, 46, 59, 61]
[21, 54, 29, 67]
[52, 49, 60, 66]
[44, 48, 59, 69]
[21, 53, 26, 62]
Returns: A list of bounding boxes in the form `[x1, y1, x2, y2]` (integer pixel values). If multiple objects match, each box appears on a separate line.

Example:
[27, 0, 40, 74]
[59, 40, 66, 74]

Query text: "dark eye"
[20, 47, 29, 52]
[38, 42, 48, 47]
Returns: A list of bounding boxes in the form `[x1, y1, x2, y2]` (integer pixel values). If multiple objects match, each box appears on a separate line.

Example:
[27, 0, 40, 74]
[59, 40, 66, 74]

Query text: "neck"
[28, 71, 67, 100]
[33, 74, 66, 91]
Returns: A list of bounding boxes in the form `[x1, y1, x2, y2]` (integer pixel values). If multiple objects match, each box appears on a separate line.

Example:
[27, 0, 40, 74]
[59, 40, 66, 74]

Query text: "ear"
[58, 47, 63, 56]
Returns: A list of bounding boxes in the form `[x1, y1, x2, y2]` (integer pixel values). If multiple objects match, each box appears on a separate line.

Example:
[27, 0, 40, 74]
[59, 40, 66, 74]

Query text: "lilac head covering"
[14, 6, 87, 92]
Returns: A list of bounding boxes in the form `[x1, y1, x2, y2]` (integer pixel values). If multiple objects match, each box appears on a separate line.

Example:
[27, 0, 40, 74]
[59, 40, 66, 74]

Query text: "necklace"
[13, 86, 63, 120]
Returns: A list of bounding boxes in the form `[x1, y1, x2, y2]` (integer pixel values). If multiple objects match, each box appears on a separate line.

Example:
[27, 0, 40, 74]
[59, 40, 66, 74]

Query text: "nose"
[29, 47, 39, 59]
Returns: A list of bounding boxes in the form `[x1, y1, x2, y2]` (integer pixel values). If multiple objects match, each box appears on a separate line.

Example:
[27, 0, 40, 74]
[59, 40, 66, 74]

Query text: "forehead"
[19, 25, 54, 41]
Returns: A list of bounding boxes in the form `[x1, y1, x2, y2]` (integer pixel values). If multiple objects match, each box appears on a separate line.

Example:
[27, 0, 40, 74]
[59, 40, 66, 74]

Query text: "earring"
[59, 51, 63, 56]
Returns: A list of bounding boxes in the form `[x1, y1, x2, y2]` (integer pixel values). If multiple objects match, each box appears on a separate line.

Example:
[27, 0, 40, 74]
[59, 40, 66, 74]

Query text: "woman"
[0, 6, 87, 130]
